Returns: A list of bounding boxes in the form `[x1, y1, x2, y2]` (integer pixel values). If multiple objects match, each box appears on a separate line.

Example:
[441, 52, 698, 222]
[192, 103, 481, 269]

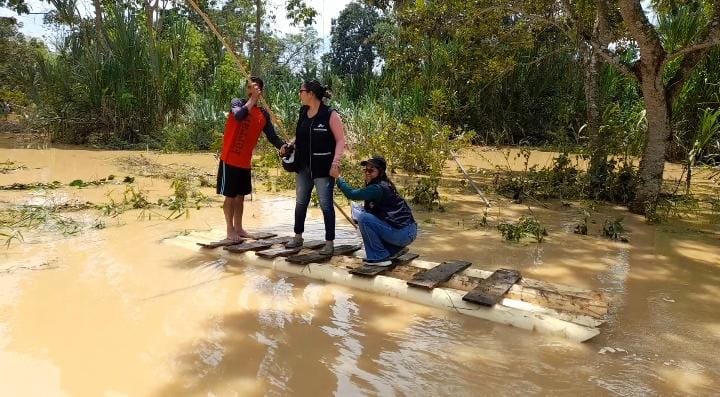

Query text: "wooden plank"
[256, 246, 302, 258]
[223, 240, 273, 253]
[264, 236, 293, 245]
[331, 244, 362, 256]
[285, 244, 362, 265]
[250, 232, 277, 240]
[462, 269, 522, 306]
[407, 260, 472, 289]
[285, 252, 333, 265]
[197, 238, 247, 249]
[302, 240, 326, 249]
[350, 251, 418, 278]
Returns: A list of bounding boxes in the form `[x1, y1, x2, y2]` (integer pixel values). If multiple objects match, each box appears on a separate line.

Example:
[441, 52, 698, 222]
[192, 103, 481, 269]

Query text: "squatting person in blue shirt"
[330, 156, 418, 267]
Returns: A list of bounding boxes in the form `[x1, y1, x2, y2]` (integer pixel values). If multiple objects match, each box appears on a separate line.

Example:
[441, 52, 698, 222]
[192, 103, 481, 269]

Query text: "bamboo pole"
[451, 150, 491, 207]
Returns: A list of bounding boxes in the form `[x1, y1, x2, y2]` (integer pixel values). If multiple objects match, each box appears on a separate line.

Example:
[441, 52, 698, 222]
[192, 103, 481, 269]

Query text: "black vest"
[364, 181, 416, 228]
[295, 103, 336, 178]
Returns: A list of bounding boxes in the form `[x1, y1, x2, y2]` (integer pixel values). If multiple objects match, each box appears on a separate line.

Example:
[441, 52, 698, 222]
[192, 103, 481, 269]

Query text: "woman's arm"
[337, 178, 382, 201]
[329, 111, 346, 166]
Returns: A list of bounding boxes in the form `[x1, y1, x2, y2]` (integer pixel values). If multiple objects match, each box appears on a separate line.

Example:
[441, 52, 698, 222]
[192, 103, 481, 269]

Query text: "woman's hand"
[329, 163, 341, 178]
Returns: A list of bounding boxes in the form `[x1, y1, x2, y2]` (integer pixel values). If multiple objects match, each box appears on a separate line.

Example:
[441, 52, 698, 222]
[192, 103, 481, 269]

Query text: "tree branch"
[666, 6, 720, 103]
[560, 0, 638, 80]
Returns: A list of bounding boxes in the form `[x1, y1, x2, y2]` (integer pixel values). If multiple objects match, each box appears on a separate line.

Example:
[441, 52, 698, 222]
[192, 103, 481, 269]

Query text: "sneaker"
[285, 236, 304, 248]
[318, 241, 334, 255]
[363, 259, 392, 267]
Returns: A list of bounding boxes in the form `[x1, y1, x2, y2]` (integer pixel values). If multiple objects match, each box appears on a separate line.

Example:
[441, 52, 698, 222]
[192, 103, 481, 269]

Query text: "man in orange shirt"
[217, 77, 286, 242]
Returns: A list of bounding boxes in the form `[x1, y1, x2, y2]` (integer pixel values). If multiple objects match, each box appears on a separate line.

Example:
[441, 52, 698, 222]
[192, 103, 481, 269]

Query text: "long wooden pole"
[184, 0, 357, 229]
[451, 151, 491, 207]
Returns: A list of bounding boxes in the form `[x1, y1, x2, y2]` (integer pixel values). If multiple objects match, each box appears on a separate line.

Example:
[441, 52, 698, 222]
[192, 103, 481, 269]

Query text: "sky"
[0, 0, 352, 51]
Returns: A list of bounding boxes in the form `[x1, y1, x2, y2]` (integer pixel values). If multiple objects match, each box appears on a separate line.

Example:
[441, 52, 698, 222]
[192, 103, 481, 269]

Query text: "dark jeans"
[294, 167, 335, 241]
[357, 212, 417, 261]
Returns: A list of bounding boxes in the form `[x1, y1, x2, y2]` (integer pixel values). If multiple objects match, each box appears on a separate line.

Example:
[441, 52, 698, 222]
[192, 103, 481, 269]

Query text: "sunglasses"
[363, 167, 378, 174]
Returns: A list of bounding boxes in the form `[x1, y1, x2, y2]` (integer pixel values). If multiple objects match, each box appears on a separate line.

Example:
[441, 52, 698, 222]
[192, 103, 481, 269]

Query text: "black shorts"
[216, 161, 252, 197]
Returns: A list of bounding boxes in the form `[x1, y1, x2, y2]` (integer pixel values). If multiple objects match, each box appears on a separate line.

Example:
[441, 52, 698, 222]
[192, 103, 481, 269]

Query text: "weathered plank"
[264, 236, 293, 245]
[332, 244, 363, 256]
[223, 240, 273, 253]
[285, 244, 362, 265]
[197, 238, 247, 249]
[256, 246, 302, 258]
[285, 252, 333, 265]
[407, 260, 472, 289]
[250, 232, 277, 240]
[462, 269, 522, 306]
[350, 251, 419, 278]
[302, 240, 326, 249]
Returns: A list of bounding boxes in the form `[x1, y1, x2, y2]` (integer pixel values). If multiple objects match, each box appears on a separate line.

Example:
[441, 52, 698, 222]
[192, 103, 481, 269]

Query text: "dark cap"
[360, 155, 387, 172]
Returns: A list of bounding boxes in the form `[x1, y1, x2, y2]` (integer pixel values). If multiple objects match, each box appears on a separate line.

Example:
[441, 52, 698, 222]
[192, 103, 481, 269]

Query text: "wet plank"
[264, 236, 293, 245]
[332, 244, 362, 256]
[407, 260, 472, 289]
[256, 246, 302, 258]
[223, 240, 273, 253]
[197, 238, 247, 249]
[302, 240, 326, 249]
[285, 252, 333, 265]
[462, 268, 522, 306]
[350, 251, 419, 278]
[285, 244, 362, 265]
[250, 232, 277, 240]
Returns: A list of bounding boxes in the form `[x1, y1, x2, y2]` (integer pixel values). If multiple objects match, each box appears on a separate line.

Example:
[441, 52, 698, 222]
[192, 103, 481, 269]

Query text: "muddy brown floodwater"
[0, 135, 718, 396]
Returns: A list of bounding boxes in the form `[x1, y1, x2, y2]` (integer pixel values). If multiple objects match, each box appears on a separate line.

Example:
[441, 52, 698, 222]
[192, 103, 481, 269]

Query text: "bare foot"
[223, 232, 242, 243]
[235, 229, 256, 239]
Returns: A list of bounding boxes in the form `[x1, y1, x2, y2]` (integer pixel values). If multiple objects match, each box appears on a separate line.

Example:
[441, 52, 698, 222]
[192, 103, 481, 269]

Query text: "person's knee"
[357, 211, 372, 225]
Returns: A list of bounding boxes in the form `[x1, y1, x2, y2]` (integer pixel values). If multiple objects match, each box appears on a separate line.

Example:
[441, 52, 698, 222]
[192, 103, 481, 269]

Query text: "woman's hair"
[369, 169, 398, 193]
[303, 80, 331, 101]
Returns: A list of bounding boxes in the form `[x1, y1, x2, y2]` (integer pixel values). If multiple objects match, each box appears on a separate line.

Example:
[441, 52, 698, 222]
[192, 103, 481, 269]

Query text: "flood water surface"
[1, 140, 719, 396]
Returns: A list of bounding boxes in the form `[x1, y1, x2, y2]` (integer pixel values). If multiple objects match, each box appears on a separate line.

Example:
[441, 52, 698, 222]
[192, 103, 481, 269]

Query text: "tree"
[328, 2, 380, 77]
[562, 0, 720, 215]
[0, 0, 29, 14]
[0, 17, 45, 106]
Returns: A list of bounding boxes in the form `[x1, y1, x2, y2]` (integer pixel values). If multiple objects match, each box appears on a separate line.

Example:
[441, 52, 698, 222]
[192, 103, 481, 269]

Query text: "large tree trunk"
[630, 75, 672, 215]
[585, 49, 608, 196]
[586, 0, 611, 196]
[252, 0, 263, 76]
[93, 0, 103, 37]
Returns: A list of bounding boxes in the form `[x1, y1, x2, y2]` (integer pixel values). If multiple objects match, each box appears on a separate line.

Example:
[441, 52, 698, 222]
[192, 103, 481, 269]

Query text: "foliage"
[0, 160, 25, 173]
[405, 176, 442, 211]
[497, 216, 547, 243]
[602, 217, 626, 241]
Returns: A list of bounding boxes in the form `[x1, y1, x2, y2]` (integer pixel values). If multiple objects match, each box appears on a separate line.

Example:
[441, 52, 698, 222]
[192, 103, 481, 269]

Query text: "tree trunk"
[252, 0, 263, 76]
[585, 48, 607, 196]
[93, 0, 103, 37]
[630, 75, 672, 215]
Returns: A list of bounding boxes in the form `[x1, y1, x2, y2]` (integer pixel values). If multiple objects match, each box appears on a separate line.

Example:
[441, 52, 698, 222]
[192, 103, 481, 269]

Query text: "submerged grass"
[0, 160, 26, 174]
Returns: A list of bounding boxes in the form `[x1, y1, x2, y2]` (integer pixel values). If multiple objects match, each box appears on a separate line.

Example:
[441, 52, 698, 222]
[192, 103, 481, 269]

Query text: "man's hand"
[249, 82, 262, 103]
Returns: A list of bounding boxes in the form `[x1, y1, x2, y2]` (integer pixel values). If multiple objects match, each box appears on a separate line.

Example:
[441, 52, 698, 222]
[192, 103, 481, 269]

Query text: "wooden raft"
[193, 233, 608, 321]
[335, 256, 608, 320]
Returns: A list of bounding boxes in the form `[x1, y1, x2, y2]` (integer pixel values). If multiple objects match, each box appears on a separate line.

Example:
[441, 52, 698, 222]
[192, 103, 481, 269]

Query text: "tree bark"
[93, 0, 103, 37]
[252, 0, 263, 76]
[586, 0, 611, 195]
[630, 73, 672, 215]
[585, 48, 607, 195]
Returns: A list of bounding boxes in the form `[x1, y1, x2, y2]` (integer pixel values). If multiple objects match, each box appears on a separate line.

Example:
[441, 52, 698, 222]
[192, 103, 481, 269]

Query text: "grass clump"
[497, 215, 547, 243]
